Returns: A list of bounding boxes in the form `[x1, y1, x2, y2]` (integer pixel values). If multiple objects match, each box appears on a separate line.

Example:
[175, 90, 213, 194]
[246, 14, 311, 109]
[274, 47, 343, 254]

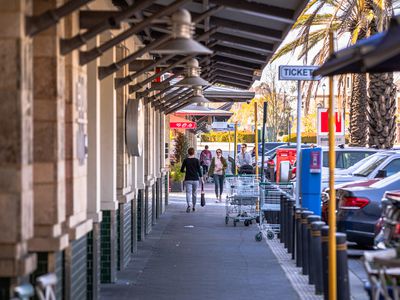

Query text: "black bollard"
[283, 196, 289, 249]
[279, 194, 284, 242]
[307, 215, 321, 284]
[311, 221, 325, 295]
[295, 208, 306, 267]
[301, 210, 313, 273]
[336, 233, 350, 300]
[321, 225, 329, 300]
[291, 204, 297, 260]
[287, 199, 295, 254]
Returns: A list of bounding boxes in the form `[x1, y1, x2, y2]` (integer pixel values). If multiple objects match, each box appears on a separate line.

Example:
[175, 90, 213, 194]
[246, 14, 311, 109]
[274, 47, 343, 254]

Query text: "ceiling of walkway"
[112, 0, 308, 89]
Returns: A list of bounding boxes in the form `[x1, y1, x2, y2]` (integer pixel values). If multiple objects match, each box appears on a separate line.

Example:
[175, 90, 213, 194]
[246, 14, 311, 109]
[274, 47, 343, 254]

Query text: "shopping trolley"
[225, 175, 259, 227]
[255, 182, 294, 241]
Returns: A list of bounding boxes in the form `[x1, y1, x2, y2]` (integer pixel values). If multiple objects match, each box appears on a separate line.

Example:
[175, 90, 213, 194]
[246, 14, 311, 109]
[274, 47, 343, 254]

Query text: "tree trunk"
[367, 72, 397, 149]
[349, 74, 368, 146]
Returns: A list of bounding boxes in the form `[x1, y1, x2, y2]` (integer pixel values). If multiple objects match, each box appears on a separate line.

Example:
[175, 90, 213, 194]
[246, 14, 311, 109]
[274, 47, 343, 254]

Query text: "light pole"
[322, 83, 326, 107]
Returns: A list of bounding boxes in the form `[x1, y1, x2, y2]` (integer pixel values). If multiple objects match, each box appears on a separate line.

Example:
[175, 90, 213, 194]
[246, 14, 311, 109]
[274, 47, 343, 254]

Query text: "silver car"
[321, 150, 400, 191]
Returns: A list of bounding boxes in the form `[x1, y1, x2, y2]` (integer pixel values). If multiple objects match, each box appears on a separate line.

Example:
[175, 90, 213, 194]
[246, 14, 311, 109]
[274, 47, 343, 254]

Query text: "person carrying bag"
[180, 147, 203, 213]
[208, 149, 227, 202]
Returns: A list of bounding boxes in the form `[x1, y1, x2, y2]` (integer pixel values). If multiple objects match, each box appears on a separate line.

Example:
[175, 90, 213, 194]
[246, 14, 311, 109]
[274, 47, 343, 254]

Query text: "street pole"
[254, 102, 259, 177]
[260, 102, 267, 182]
[234, 122, 238, 175]
[228, 129, 231, 157]
[295, 80, 302, 207]
[328, 30, 337, 300]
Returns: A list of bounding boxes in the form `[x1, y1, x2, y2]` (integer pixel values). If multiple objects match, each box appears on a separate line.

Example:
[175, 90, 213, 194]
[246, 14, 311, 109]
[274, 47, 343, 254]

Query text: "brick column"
[115, 45, 134, 271]
[0, 1, 37, 297]
[99, 32, 118, 283]
[86, 35, 102, 300]
[28, 4, 69, 298]
[144, 104, 155, 235]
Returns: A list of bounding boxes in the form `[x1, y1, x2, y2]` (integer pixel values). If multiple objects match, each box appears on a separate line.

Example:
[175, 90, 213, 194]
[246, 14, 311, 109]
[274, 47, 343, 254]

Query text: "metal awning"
[203, 85, 254, 102]
[111, 0, 309, 89]
[315, 15, 400, 76]
[174, 104, 233, 116]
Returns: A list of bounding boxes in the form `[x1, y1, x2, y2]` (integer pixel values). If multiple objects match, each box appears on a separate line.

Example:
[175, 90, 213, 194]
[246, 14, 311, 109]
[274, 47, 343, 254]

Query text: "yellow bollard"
[328, 30, 337, 300]
[255, 102, 259, 177]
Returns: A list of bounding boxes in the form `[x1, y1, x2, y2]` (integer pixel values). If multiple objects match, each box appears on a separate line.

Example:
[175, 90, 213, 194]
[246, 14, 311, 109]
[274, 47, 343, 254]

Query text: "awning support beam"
[115, 54, 174, 89]
[121, 27, 216, 92]
[26, 0, 94, 37]
[79, 0, 190, 65]
[60, 0, 154, 55]
[154, 89, 192, 109]
[128, 55, 196, 93]
[97, 9, 220, 80]
[211, 32, 274, 52]
[209, 0, 294, 24]
[142, 70, 185, 103]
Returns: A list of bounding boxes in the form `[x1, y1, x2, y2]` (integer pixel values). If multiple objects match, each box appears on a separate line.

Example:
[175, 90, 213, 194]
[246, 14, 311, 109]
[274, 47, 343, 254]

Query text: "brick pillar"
[87, 223, 100, 300]
[29, 0, 69, 251]
[0, 2, 37, 297]
[115, 45, 134, 271]
[27, 2, 72, 298]
[130, 193, 138, 254]
[86, 35, 102, 298]
[99, 32, 118, 283]
[137, 190, 145, 241]
[63, 11, 93, 299]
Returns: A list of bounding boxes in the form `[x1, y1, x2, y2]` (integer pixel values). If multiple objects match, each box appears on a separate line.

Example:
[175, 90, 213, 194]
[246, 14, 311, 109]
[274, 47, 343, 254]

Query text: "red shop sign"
[170, 122, 197, 129]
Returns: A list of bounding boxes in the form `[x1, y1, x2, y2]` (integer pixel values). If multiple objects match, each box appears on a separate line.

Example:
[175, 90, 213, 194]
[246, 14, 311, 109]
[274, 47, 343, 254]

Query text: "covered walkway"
[101, 190, 298, 300]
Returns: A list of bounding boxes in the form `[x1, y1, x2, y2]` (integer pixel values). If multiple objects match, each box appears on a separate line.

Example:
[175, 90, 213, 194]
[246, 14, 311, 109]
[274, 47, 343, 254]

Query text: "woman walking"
[208, 149, 227, 202]
[180, 147, 203, 212]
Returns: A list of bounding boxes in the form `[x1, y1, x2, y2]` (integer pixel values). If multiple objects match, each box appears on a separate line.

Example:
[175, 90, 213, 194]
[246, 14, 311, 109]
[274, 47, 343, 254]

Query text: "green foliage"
[170, 163, 185, 182]
[173, 131, 189, 163]
[282, 133, 317, 143]
[201, 130, 255, 143]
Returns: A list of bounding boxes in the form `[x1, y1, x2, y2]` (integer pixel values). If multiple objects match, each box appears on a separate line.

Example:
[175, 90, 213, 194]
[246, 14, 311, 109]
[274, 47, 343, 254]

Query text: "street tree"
[271, 0, 397, 148]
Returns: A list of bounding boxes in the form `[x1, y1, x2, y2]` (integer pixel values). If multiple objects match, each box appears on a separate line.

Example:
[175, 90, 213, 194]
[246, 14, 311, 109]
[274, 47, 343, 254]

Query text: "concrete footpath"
[100, 190, 299, 300]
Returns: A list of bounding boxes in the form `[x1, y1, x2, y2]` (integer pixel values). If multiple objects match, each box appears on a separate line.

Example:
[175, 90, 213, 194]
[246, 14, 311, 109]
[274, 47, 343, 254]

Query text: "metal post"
[287, 199, 295, 254]
[254, 102, 259, 177]
[307, 215, 321, 285]
[321, 225, 329, 300]
[301, 210, 313, 273]
[295, 80, 302, 207]
[234, 122, 238, 175]
[336, 233, 350, 300]
[295, 208, 305, 267]
[328, 30, 337, 300]
[260, 102, 267, 182]
[311, 221, 326, 295]
[280, 195, 285, 243]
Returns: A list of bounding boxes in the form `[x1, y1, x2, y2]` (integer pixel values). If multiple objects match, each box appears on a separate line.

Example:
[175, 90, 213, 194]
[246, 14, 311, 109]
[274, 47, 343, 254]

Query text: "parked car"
[321, 178, 381, 223]
[292, 146, 379, 180]
[252, 142, 287, 157]
[321, 150, 400, 191]
[321, 146, 378, 173]
[335, 173, 400, 247]
[374, 190, 400, 249]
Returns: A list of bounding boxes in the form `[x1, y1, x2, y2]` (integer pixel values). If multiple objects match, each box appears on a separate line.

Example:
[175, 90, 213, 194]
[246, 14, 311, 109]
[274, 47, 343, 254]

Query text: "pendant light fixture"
[176, 58, 210, 86]
[150, 9, 212, 55]
[187, 85, 210, 103]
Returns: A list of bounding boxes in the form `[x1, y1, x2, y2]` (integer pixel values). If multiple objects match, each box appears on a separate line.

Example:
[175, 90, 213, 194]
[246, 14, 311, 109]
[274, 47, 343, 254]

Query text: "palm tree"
[272, 0, 396, 147]
[367, 6, 397, 148]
